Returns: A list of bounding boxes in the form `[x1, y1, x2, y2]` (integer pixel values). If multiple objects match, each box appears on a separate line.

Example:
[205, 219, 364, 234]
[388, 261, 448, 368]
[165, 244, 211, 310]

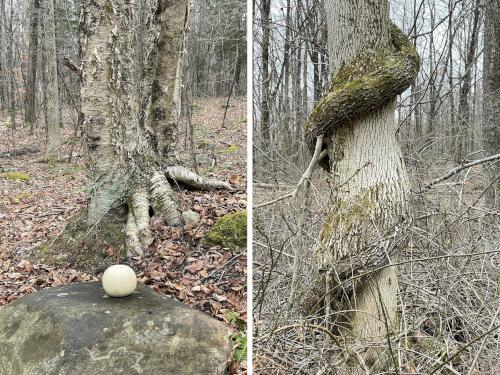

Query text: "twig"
[416, 153, 500, 194]
[63, 57, 82, 78]
[254, 136, 324, 209]
[200, 254, 241, 282]
[429, 324, 500, 374]
[466, 305, 500, 375]
[261, 322, 342, 347]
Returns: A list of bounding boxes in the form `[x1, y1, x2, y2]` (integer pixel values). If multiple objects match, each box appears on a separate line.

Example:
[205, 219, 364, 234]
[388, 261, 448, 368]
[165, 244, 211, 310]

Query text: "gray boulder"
[0, 282, 233, 375]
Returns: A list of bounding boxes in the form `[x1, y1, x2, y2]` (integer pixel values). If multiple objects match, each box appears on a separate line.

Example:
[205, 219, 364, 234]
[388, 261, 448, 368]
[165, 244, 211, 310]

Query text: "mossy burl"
[318, 187, 377, 246]
[206, 210, 247, 251]
[304, 22, 420, 171]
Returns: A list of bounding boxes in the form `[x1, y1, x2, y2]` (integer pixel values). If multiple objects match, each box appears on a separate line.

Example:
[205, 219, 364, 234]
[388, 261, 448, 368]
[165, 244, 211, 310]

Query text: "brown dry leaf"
[229, 174, 240, 185]
[185, 260, 204, 274]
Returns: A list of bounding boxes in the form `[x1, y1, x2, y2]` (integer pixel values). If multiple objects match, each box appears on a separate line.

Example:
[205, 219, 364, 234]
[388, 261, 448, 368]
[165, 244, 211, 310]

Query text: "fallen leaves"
[1, 98, 247, 374]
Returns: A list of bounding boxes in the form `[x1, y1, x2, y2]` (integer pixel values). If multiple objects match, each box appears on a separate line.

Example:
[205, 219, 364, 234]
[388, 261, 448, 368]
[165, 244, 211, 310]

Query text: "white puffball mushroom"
[102, 264, 137, 297]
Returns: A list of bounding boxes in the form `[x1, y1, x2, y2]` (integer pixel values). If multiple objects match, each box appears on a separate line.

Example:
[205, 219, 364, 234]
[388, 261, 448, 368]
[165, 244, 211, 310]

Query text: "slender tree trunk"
[448, 0, 456, 155]
[7, 0, 15, 130]
[483, 0, 500, 208]
[0, 0, 8, 110]
[456, 0, 481, 162]
[42, 0, 60, 160]
[260, 0, 271, 150]
[25, 0, 40, 133]
[427, 0, 436, 137]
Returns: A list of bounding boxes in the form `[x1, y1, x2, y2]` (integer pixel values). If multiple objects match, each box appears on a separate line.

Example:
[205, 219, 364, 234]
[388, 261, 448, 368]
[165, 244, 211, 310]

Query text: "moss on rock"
[206, 211, 247, 251]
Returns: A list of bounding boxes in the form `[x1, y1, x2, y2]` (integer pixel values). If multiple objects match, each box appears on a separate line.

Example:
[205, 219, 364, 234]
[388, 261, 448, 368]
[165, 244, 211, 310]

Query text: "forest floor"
[0, 96, 247, 373]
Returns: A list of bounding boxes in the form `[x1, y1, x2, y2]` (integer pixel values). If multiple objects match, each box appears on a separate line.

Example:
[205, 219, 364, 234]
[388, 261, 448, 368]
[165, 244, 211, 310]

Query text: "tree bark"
[148, 0, 188, 161]
[456, 0, 481, 162]
[483, 0, 500, 208]
[7, 0, 15, 130]
[80, 0, 184, 256]
[78, 0, 228, 257]
[260, 0, 271, 150]
[0, 0, 8, 110]
[308, 1, 416, 372]
[25, 0, 40, 133]
[42, 0, 60, 160]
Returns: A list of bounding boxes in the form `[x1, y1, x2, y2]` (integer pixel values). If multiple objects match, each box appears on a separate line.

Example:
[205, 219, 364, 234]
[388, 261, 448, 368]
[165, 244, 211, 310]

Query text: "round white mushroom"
[102, 264, 137, 297]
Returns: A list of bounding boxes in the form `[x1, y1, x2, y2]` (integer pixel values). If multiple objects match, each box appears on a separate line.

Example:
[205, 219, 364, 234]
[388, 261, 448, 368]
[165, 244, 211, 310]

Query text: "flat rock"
[0, 282, 233, 375]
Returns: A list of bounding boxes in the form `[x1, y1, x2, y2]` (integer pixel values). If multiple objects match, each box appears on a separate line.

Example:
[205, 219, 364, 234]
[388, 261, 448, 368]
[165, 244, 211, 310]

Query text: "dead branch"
[254, 136, 325, 209]
[0, 147, 40, 158]
[416, 153, 500, 193]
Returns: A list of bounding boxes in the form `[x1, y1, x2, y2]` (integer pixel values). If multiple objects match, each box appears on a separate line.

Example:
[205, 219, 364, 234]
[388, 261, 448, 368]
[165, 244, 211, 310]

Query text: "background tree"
[41, 0, 60, 160]
[483, 0, 500, 208]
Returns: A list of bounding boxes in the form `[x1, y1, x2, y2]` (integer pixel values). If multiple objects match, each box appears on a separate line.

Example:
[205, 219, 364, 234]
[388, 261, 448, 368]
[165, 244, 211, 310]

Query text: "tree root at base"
[59, 166, 234, 259]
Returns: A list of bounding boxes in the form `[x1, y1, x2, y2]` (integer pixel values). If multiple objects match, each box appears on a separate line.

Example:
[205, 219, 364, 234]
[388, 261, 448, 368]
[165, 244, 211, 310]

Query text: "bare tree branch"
[416, 153, 500, 194]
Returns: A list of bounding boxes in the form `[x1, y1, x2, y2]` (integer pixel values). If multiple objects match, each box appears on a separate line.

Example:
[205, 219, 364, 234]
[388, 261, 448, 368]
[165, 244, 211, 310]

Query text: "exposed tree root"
[150, 170, 182, 226]
[166, 165, 233, 191]
[125, 166, 232, 256]
[44, 165, 233, 260]
[126, 186, 153, 257]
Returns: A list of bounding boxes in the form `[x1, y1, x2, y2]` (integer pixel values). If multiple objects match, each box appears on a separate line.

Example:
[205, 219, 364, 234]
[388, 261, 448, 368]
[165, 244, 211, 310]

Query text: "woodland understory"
[0, 98, 248, 374]
[253, 0, 499, 373]
[254, 152, 499, 374]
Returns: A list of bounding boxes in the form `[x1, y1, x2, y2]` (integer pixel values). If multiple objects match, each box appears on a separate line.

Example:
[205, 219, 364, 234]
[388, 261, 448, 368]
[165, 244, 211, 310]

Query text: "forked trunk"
[80, 0, 187, 256]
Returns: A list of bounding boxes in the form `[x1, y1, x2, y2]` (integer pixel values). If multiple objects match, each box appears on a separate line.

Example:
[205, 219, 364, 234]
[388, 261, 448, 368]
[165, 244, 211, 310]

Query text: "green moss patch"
[0, 172, 30, 181]
[12, 192, 33, 204]
[224, 145, 240, 154]
[206, 211, 247, 251]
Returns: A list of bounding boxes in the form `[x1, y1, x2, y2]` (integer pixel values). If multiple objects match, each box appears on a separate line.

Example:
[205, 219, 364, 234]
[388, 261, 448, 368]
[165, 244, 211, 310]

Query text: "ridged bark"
[306, 1, 418, 372]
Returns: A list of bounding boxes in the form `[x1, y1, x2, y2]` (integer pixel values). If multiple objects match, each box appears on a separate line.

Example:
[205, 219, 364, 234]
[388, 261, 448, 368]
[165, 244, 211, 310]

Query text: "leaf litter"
[0, 97, 247, 373]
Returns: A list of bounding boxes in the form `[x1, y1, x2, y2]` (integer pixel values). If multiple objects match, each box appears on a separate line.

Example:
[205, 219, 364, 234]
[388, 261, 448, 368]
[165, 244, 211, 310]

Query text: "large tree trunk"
[304, 1, 418, 372]
[483, 0, 500, 209]
[80, 0, 185, 256]
[77, 0, 228, 258]
[41, 0, 60, 160]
